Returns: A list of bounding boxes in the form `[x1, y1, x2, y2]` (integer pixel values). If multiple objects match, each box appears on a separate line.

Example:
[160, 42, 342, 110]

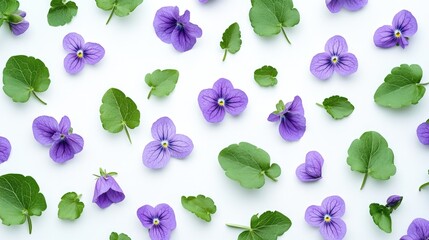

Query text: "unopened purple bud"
[386, 195, 403, 210]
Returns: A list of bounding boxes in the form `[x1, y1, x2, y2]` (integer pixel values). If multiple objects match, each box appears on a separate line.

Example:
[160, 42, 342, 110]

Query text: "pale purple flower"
[63, 32, 105, 74]
[0, 136, 11, 164]
[400, 218, 429, 240]
[137, 203, 176, 240]
[199, 0, 209, 3]
[310, 35, 358, 80]
[32, 115, 84, 163]
[268, 96, 306, 141]
[198, 78, 248, 123]
[386, 195, 402, 210]
[93, 168, 125, 209]
[142, 117, 193, 169]
[417, 121, 429, 145]
[374, 10, 418, 49]
[153, 6, 202, 52]
[8, 10, 29, 36]
[305, 195, 347, 240]
[296, 151, 324, 182]
[326, 0, 367, 13]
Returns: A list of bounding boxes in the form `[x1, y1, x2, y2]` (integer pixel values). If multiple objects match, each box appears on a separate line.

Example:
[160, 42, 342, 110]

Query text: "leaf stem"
[124, 125, 132, 144]
[147, 89, 153, 99]
[225, 223, 251, 230]
[106, 5, 116, 25]
[316, 103, 324, 108]
[360, 172, 369, 190]
[280, 28, 291, 44]
[222, 49, 228, 62]
[419, 181, 429, 191]
[32, 91, 47, 105]
[421, 82, 429, 86]
[27, 215, 32, 234]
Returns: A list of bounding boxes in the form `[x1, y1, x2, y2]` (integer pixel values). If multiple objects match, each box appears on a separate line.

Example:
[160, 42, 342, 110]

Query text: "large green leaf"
[0, 0, 19, 16]
[95, 0, 144, 24]
[47, 0, 78, 26]
[181, 195, 216, 222]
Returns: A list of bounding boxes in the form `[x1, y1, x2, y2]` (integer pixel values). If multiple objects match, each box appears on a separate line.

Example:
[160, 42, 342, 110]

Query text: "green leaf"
[58, 192, 84, 220]
[95, 0, 144, 25]
[220, 22, 242, 61]
[254, 65, 278, 87]
[0, 0, 19, 15]
[317, 95, 354, 120]
[249, 0, 300, 44]
[181, 195, 217, 222]
[110, 232, 131, 240]
[274, 100, 284, 114]
[369, 203, 392, 233]
[0, 174, 47, 234]
[100, 88, 140, 143]
[347, 131, 396, 190]
[2, 55, 51, 105]
[374, 64, 426, 108]
[218, 142, 281, 189]
[47, 0, 78, 26]
[227, 210, 292, 240]
[144, 69, 179, 99]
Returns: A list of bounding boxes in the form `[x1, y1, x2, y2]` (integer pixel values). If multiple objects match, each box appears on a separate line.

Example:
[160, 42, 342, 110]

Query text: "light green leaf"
[110, 232, 131, 240]
[144, 69, 179, 99]
[218, 142, 281, 189]
[254, 65, 278, 87]
[374, 64, 426, 108]
[347, 131, 396, 190]
[47, 0, 78, 26]
[220, 22, 242, 61]
[58, 192, 84, 220]
[369, 203, 392, 233]
[2, 55, 50, 105]
[100, 88, 140, 143]
[181, 195, 216, 222]
[95, 0, 144, 25]
[0, 174, 47, 234]
[0, 0, 19, 16]
[318, 95, 354, 120]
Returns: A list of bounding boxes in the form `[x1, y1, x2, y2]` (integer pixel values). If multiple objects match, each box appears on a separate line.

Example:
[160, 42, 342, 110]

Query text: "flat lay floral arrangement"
[0, 0, 428, 239]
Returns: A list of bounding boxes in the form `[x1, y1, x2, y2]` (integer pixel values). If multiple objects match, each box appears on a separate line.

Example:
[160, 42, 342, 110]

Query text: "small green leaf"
[110, 232, 131, 240]
[347, 131, 396, 190]
[369, 203, 392, 233]
[181, 195, 217, 222]
[144, 69, 179, 99]
[0, 0, 19, 16]
[47, 0, 78, 26]
[95, 0, 144, 25]
[58, 192, 84, 220]
[318, 95, 354, 119]
[374, 64, 426, 108]
[220, 22, 242, 61]
[218, 142, 281, 189]
[274, 100, 284, 114]
[254, 65, 278, 87]
[100, 88, 140, 143]
[2, 55, 51, 105]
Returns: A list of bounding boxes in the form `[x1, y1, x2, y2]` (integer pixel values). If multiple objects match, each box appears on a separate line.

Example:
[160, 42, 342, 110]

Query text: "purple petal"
[151, 117, 176, 141]
[325, 35, 348, 55]
[305, 205, 325, 226]
[296, 163, 319, 182]
[58, 116, 71, 134]
[267, 113, 280, 122]
[150, 225, 172, 240]
[386, 195, 403, 208]
[49, 134, 83, 163]
[325, 0, 343, 13]
[137, 205, 157, 229]
[320, 218, 347, 240]
[321, 196, 345, 218]
[279, 113, 306, 141]
[153, 6, 180, 44]
[17, 10, 26, 18]
[106, 188, 125, 203]
[178, 10, 190, 23]
[310, 52, 334, 80]
[296, 151, 324, 182]
[142, 141, 171, 169]
[171, 27, 197, 52]
[224, 89, 248, 116]
[403, 218, 429, 239]
[168, 134, 193, 159]
[199, 0, 209, 3]
[343, 0, 367, 11]
[83, 42, 105, 65]
[64, 53, 85, 74]
[63, 32, 84, 52]
[335, 53, 358, 76]
[289, 96, 304, 115]
[198, 89, 226, 123]
[66, 134, 84, 153]
[398, 36, 409, 49]
[213, 78, 233, 96]
[93, 194, 113, 208]
[392, 10, 418, 37]
[9, 20, 29, 36]
[417, 122, 429, 145]
[0, 137, 11, 164]
[373, 25, 398, 48]
[93, 176, 124, 208]
[155, 203, 177, 230]
[32, 116, 59, 145]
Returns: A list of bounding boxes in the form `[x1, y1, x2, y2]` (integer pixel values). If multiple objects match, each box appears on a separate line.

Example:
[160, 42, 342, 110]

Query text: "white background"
[1, 0, 429, 239]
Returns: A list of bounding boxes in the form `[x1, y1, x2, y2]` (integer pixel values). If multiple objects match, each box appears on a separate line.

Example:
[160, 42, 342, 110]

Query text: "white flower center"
[76, 50, 84, 58]
[394, 29, 402, 38]
[331, 56, 339, 64]
[161, 140, 169, 148]
[153, 218, 160, 225]
[324, 214, 331, 223]
[218, 98, 225, 106]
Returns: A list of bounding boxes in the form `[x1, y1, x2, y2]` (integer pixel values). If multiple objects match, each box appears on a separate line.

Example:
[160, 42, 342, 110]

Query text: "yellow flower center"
[76, 50, 84, 58]
[153, 218, 160, 225]
[218, 98, 225, 106]
[394, 30, 402, 38]
[161, 140, 169, 148]
[324, 215, 331, 222]
[331, 56, 338, 64]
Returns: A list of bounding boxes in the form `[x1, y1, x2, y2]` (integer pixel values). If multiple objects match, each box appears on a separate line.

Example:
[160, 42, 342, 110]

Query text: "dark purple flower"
[268, 96, 306, 141]
[93, 168, 125, 209]
[8, 10, 29, 36]
[153, 6, 202, 52]
[386, 195, 403, 210]
[198, 78, 248, 123]
[137, 203, 176, 240]
[417, 121, 429, 145]
[310, 35, 358, 80]
[374, 10, 418, 49]
[400, 218, 429, 240]
[305, 195, 347, 240]
[0, 136, 11, 164]
[63, 32, 105, 74]
[296, 151, 324, 182]
[32, 115, 84, 163]
[142, 117, 193, 169]
[326, 0, 367, 13]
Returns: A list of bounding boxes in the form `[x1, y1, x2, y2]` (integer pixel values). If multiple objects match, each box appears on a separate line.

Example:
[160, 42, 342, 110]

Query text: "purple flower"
[268, 96, 306, 141]
[8, 10, 29, 36]
[326, 0, 367, 13]
[153, 6, 202, 52]
[92, 168, 125, 209]
[137, 203, 176, 240]
[198, 78, 248, 123]
[63, 32, 105, 74]
[310, 35, 358, 80]
[374, 10, 418, 49]
[199, 0, 209, 3]
[305, 195, 347, 240]
[386, 195, 402, 209]
[142, 117, 193, 169]
[400, 218, 429, 240]
[416, 121, 429, 145]
[296, 151, 324, 182]
[0, 136, 11, 164]
[32, 115, 84, 163]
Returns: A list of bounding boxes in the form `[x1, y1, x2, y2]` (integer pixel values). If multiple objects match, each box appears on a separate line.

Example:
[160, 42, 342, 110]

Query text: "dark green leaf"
[318, 95, 354, 119]
[220, 22, 242, 61]
[47, 0, 78, 26]
[110, 232, 131, 240]
[181, 195, 216, 222]
[95, 0, 144, 24]
[58, 192, 84, 220]
[369, 203, 392, 233]
[144, 69, 179, 99]
[0, 0, 19, 16]
[254, 65, 278, 87]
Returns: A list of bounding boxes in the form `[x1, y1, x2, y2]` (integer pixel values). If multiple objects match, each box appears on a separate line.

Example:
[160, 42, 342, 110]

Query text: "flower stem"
[316, 103, 324, 108]
[124, 125, 132, 144]
[106, 6, 116, 25]
[360, 172, 369, 190]
[421, 82, 429, 86]
[147, 89, 153, 99]
[419, 181, 429, 191]
[225, 223, 251, 230]
[32, 91, 47, 105]
[280, 28, 291, 44]
[27, 215, 32, 234]
[222, 49, 228, 62]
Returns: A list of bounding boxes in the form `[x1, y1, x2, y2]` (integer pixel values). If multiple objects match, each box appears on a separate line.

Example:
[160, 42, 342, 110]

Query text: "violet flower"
[386, 195, 402, 210]
[296, 151, 324, 182]
[310, 35, 358, 80]
[305, 195, 347, 240]
[142, 117, 193, 169]
[416, 121, 429, 145]
[374, 10, 418, 49]
[92, 168, 125, 209]
[400, 218, 429, 240]
[137, 203, 176, 240]
[198, 78, 248, 123]
[268, 96, 306, 141]
[63, 32, 105, 74]
[199, 0, 209, 3]
[326, 0, 367, 13]
[153, 6, 202, 52]
[0, 136, 11, 164]
[32, 115, 84, 163]
[8, 10, 29, 36]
